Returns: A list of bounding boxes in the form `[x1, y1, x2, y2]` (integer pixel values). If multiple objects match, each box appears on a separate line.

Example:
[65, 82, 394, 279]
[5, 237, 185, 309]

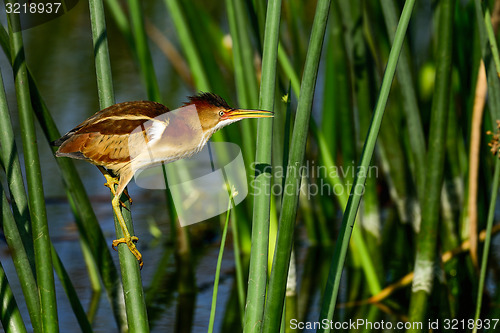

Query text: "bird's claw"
[112, 236, 143, 268]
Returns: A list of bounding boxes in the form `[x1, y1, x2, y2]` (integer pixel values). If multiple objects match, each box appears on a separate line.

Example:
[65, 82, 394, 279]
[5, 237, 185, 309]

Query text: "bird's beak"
[223, 109, 274, 120]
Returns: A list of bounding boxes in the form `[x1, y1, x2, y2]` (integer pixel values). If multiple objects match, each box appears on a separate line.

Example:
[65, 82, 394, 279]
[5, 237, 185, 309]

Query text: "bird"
[53, 92, 273, 268]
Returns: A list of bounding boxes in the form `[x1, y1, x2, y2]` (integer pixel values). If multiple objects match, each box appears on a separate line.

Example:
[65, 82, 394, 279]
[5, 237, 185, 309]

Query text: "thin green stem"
[407, 0, 454, 329]
[0, 68, 32, 257]
[472, 5, 500, 331]
[474, 0, 500, 123]
[89, 0, 114, 106]
[5, 2, 59, 331]
[311, 120, 382, 294]
[127, 0, 161, 102]
[208, 195, 233, 333]
[473, 159, 500, 332]
[0, 260, 27, 333]
[28, 71, 127, 330]
[88, 0, 149, 331]
[316, 0, 416, 330]
[0, 184, 40, 332]
[164, 0, 211, 91]
[262, 0, 331, 331]
[380, 0, 426, 200]
[226, 0, 258, 166]
[277, 44, 301, 96]
[230, 209, 246, 322]
[104, 0, 134, 47]
[243, 0, 281, 331]
[51, 246, 93, 332]
[485, 9, 500, 78]
[0, 69, 40, 330]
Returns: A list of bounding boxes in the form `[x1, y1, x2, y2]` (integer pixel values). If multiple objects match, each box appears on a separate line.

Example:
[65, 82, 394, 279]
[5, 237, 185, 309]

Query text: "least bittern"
[53, 93, 273, 268]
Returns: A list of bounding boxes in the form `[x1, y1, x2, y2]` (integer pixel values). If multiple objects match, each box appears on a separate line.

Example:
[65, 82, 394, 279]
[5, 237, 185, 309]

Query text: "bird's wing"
[54, 101, 170, 165]
[69, 101, 169, 136]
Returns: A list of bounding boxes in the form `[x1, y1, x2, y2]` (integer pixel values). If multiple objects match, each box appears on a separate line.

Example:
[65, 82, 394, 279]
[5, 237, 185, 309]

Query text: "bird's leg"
[111, 195, 143, 268]
[98, 167, 133, 205]
[100, 167, 143, 268]
[103, 174, 133, 207]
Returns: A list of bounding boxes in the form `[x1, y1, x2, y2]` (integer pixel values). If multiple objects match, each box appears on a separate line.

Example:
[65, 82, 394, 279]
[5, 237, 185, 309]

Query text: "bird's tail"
[51, 131, 75, 147]
[50, 138, 62, 147]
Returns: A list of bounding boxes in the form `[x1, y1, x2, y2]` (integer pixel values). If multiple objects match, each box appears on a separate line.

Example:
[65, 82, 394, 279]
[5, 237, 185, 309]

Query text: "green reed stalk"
[0, 260, 27, 333]
[162, 2, 243, 189]
[321, 21, 337, 167]
[226, 0, 258, 165]
[3, 53, 88, 332]
[380, 0, 426, 199]
[89, 0, 114, 107]
[316, 1, 416, 330]
[0, 69, 41, 332]
[226, 0, 259, 109]
[50, 246, 93, 332]
[261, 1, 331, 331]
[164, 0, 211, 91]
[277, 44, 300, 96]
[230, 208, 246, 321]
[208, 196, 233, 333]
[329, 0, 355, 168]
[363, 1, 421, 233]
[128, 0, 205, 311]
[0, 186, 40, 332]
[473, 6, 500, 330]
[0, 105, 93, 332]
[0, 23, 129, 330]
[5, 2, 59, 331]
[473, 160, 500, 332]
[28, 73, 127, 329]
[88, 0, 149, 331]
[485, 9, 500, 76]
[105, 0, 134, 47]
[179, 1, 232, 96]
[347, 1, 383, 278]
[163, 0, 226, 145]
[0, 68, 32, 254]
[474, 0, 500, 125]
[470, 5, 500, 305]
[407, 0, 454, 329]
[243, 0, 281, 331]
[121, 0, 187, 296]
[326, 2, 383, 288]
[68, 195, 101, 293]
[127, 0, 161, 102]
[310, 120, 382, 294]
[0, 68, 34, 263]
[272, 85, 291, 204]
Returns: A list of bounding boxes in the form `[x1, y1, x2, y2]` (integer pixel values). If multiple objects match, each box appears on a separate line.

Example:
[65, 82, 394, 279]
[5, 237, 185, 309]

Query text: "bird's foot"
[112, 236, 143, 268]
[103, 174, 133, 206]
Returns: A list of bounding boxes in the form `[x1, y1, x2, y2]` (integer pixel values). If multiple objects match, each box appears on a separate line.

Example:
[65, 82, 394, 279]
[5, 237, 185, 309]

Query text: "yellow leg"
[111, 196, 143, 268]
[102, 173, 133, 205]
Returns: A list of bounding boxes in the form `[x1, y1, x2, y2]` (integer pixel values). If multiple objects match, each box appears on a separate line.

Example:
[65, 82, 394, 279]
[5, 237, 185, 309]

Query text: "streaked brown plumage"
[53, 93, 273, 267]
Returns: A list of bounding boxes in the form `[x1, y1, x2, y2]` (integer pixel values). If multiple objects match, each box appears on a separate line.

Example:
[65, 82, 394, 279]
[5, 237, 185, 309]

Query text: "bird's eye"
[219, 110, 224, 117]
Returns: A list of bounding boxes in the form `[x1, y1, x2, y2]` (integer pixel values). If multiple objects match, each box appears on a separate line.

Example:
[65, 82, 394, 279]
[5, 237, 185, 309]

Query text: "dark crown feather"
[184, 92, 231, 109]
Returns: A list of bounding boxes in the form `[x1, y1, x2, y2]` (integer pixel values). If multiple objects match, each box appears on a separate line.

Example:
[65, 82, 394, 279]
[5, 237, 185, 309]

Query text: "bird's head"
[185, 93, 273, 133]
